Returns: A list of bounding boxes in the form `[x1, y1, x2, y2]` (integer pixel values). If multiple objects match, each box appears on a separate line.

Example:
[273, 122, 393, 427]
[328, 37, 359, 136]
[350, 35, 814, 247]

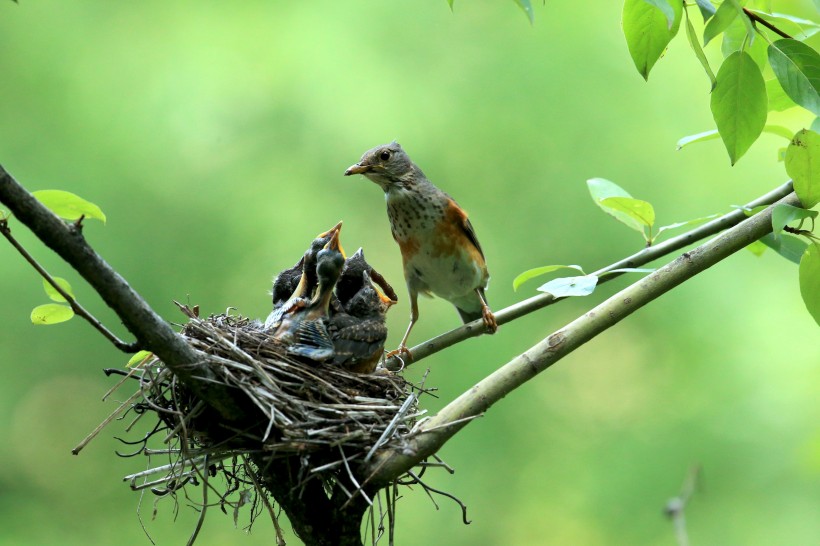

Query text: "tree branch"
[0, 164, 246, 421]
[384, 180, 794, 370]
[364, 191, 801, 485]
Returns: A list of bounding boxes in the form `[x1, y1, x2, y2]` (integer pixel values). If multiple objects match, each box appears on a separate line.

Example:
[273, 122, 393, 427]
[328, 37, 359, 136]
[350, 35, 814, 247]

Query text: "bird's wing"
[460, 212, 485, 259]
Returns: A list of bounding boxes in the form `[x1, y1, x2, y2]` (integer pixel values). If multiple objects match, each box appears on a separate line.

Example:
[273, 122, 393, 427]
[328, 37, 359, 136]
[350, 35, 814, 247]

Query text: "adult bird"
[271, 231, 345, 362]
[344, 141, 496, 356]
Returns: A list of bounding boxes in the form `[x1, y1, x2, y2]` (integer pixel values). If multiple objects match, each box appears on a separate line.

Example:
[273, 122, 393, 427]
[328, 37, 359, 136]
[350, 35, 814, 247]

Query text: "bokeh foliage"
[0, 1, 818, 545]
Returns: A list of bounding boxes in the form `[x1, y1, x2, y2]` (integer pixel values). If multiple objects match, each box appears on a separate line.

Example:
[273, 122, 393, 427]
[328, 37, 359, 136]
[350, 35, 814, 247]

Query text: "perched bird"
[266, 221, 343, 328]
[271, 231, 346, 362]
[344, 141, 497, 356]
[328, 270, 393, 373]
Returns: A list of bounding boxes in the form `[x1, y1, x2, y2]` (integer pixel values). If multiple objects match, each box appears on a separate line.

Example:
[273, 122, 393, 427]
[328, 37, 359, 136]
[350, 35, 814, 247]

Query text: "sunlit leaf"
[746, 239, 768, 256]
[703, 0, 739, 45]
[685, 8, 716, 90]
[711, 51, 767, 165]
[587, 178, 644, 232]
[32, 190, 107, 224]
[766, 78, 798, 112]
[512, 264, 586, 291]
[30, 303, 74, 325]
[760, 232, 809, 264]
[768, 39, 820, 116]
[513, 0, 534, 24]
[127, 350, 154, 367]
[537, 275, 599, 298]
[677, 129, 720, 150]
[642, 0, 676, 28]
[799, 242, 820, 326]
[785, 128, 820, 207]
[42, 276, 74, 302]
[771, 203, 818, 238]
[623, 0, 682, 80]
[599, 197, 656, 230]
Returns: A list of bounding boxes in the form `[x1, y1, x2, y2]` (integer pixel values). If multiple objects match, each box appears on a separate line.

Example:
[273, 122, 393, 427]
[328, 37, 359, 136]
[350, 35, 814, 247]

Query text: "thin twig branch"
[743, 8, 793, 40]
[0, 164, 246, 421]
[0, 217, 140, 352]
[365, 191, 801, 485]
[384, 180, 794, 370]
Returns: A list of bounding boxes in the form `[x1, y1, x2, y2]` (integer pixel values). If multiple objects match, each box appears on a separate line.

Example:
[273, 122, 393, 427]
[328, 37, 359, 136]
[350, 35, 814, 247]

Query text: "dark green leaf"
[710, 51, 767, 165]
[623, 0, 682, 80]
[32, 190, 107, 223]
[799, 242, 820, 326]
[695, 0, 716, 22]
[513, 0, 534, 24]
[599, 196, 656, 229]
[642, 0, 676, 28]
[31, 303, 74, 325]
[537, 275, 599, 298]
[785, 128, 820, 207]
[677, 129, 719, 150]
[768, 39, 820, 116]
[587, 178, 644, 232]
[703, 0, 739, 45]
[771, 203, 819, 238]
[685, 8, 716, 90]
[760, 232, 809, 264]
[42, 277, 75, 302]
[512, 264, 586, 291]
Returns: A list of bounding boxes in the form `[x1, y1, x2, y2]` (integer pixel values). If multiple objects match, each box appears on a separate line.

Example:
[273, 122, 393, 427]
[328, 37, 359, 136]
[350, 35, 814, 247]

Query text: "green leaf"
[799, 242, 820, 326]
[771, 203, 818, 238]
[766, 78, 798, 112]
[513, 264, 586, 291]
[623, 0, 682, 80]
[721, 17, 767, 69]
[728, 0, 755, 43]
[127, 350, 154, 367]
[30, 303, 75, 325]
[710, 51, 767, 165]
[703, 0, 739, 45]
[760, 232, 809, 264]
[447, 0, 453, 7]
[695, 0, 716, 22]
[768, 39, 820, 116]
[785, 128, 820, 208]
[749, 11, 820, 40]
[587, 178, 643, 232]
[537, 275, 599, 298]
[599, 197, 656, 230]
[42, 276, 75, 302]
[656, 214, 720, 237]
[685, 8, 716, 90]
[812, 117, 820, 134]
[676, 129, 720, 150]
[32, 190, 107, 224]
[762, 125, 795, 141]
[513, 0, 534, 24]
[642, 0, 676, 27]
[746, 239, 768, 256]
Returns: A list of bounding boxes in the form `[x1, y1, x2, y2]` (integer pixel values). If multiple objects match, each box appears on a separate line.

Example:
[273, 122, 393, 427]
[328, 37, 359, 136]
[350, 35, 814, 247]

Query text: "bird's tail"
[456, 306, 483, 324]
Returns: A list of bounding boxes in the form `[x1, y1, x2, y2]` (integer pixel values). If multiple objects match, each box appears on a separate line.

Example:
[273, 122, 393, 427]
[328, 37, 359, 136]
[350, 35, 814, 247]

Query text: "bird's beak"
[344, 162, 370, 176]
[317, 220, 343, 239]
[324, 228, 343, 254]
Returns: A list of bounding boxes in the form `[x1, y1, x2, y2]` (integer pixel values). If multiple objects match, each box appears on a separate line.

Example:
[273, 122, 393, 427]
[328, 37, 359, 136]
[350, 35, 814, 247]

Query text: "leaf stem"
[743, 8, 792, 40]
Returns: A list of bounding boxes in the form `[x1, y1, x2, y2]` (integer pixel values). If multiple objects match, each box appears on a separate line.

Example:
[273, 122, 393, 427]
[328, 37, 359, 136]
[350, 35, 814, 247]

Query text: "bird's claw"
[385, 344, 412, 361]
[482, 307, 498, 334]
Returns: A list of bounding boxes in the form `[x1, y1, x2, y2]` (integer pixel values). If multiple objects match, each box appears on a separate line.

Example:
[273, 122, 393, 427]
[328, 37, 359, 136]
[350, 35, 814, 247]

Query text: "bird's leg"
[475, 288, 497, 334]
[387, 290, 418, 359]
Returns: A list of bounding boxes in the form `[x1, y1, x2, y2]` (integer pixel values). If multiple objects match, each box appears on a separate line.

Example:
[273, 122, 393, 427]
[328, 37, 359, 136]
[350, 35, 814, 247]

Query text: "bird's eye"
[379, 150, 391, 161]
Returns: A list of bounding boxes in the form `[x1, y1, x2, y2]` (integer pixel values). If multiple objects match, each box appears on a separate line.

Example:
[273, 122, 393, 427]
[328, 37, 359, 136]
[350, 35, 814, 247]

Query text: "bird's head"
[344, 141, 419, 190]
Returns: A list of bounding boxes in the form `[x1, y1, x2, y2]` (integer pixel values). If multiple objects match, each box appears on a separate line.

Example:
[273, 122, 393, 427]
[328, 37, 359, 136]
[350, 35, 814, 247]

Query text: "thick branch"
[365, 191, 801, 485]
[0, 164, 245, 421]
[384, 181, 794, 370]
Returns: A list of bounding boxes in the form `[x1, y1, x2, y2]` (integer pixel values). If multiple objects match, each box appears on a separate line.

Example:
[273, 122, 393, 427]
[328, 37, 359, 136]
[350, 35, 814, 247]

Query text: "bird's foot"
[385, 344, 412, 361]
[482, 306, 498, 334]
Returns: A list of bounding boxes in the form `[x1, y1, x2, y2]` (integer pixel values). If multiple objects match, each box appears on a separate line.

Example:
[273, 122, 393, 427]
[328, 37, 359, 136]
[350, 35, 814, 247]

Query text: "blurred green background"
[1, 1, 818, 545]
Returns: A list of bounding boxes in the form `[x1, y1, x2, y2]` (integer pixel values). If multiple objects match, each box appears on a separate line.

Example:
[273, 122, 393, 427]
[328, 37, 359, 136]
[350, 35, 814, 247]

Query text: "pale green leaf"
[721, 17, 767, 69]
[771, 203, 818, 238]
[513, 264, 586, 291]
[812, 117, 820, 133]
[127, 350, 154, 367]
[685, 8, 716, 90]
[599, 197, 656, 229]
[656, 214, 720, 237]
[587, 178, 644, 232]
[42, 276, 74, 302]
[728, 0, 755, 43]
[785, 128, 820, 207]
[749, 11, 820, 40]
[766, 78, 798, 112]
[513, 0, 534, 24]
[763, 125, 796, 140]
[32, 190, 107, 224]
[537, 275, 599, 297]
[799, 242, 820, 326]
[710, 51, 767, 165]
[695, 0, 716, 22]
[642, 0, 676, 27]
[703, 0, 739, 45]
[31, 303, 75, 325]
[623, 0, 682, 80]
[676, 129, 719, 150]
[746, 239, 768, 256]
[768, 39, 820, 116]
[760, 232, 809, 264]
